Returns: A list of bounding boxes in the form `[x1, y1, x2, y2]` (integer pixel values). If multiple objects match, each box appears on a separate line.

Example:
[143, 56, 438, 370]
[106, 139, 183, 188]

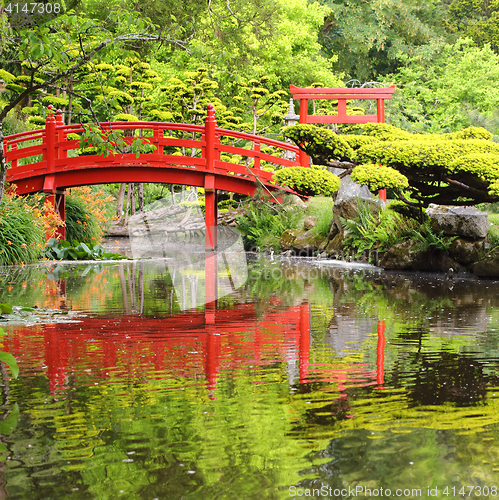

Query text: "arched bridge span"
[3, 104, 306, 249]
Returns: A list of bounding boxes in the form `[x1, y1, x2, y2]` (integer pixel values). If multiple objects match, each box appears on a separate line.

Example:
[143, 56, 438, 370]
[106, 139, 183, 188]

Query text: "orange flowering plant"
[66, 187, 114, 244]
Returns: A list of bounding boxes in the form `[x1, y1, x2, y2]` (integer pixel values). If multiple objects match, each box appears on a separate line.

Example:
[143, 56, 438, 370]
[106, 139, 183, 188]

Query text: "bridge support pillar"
[204, 175, 218, 251]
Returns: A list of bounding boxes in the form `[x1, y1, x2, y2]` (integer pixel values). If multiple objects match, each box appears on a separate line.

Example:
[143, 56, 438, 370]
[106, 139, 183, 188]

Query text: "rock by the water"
[332, 175, 384, 233]
[448, 237, 485, 265]
[474, 248, 499, 277]
[304, 216, 317, 230]
[292, 230, 327, 256]
[325, 233, 344, 256]
[280, 229, 301, 251]
[381, 239, 461, 272]
[381, 240, 424, 270]
[427, 204, 489, 239]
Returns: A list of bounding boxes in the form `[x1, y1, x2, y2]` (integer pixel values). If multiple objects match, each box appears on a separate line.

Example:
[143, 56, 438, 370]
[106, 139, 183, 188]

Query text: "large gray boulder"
[426, 204, 489, 239]
[332, 175, 384, 233]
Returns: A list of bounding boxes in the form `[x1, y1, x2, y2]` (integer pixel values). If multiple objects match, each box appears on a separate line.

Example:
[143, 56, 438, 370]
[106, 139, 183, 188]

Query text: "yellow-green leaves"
[284, 124, 354, 161]
[272, 166, 340, 196]
[351, 164, 409, 191]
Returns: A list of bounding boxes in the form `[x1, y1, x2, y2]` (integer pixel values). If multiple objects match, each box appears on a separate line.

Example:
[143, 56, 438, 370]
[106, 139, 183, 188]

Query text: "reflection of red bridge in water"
[3, 302, 386, 396]
[4, 105, 304, 250]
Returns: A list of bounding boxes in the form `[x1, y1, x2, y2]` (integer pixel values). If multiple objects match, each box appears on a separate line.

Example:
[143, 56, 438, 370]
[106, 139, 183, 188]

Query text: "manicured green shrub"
[284, 122, 499, 207]
[351, 163, 409, 191]
[272, 166, 340, 197]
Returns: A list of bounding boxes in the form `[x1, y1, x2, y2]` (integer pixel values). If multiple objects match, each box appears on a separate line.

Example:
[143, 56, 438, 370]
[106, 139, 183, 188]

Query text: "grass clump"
[236, 193, 304, 251]
[0, 194, 45, 265]
[305, 196, 334, 238]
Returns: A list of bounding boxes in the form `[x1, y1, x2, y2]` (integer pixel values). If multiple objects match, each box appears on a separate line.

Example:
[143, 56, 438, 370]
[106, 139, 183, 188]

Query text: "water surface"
[0, 255, 499, 499]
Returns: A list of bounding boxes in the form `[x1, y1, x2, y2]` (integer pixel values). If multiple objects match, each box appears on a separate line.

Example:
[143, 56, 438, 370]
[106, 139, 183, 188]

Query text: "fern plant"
[342, 199, 419, 257]
[412, 222, 457, 252]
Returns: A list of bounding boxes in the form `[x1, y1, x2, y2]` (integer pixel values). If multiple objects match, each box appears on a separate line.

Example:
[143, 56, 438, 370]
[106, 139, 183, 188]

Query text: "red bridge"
[3, 104, 305, 249]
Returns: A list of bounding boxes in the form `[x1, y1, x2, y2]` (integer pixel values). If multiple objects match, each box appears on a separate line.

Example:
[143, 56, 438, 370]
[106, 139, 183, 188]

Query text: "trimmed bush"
[272, 166, 340, 197]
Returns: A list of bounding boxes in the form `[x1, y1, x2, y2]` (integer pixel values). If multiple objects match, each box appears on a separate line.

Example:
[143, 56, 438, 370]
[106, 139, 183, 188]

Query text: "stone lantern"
[283, 98, 299, 127]
[283, 98, 300, 161]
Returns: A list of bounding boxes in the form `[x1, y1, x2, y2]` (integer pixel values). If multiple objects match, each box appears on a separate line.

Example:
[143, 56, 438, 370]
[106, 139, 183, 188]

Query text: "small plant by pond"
[42, 239, 127, 261]
[0, 328, 18, 380]
[236, 193, 304, 250]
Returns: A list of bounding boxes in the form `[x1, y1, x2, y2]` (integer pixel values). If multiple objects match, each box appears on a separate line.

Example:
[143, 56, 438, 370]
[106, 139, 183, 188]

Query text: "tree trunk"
[67, 74, 74, 125]
[116, 183, 127, 223]
[129, 183, 135, 216]
[124, 184, 131, 224]
[137, 183, 144, 212]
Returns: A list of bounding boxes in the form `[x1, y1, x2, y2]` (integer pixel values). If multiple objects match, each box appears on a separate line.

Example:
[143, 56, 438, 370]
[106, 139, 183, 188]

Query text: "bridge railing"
[4, 105, 305, 188]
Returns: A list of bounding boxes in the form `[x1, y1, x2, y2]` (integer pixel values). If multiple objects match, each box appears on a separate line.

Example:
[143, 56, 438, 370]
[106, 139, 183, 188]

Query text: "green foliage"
[288, 122, 499, 207]
[236, 195, 304, 250]
[78, 124, 156, 158]
[65, 194, 104, 245]
[317, 0, 446, 80]
[342, 200, 419, 257]
[0, 195, 44, 265]
[0, 328, 19, 379]
[447, 0, 499, 53]
[351, 164, 409, 191]
[412, 222, 458, 252]
[0, 304, 13, 314]
[283, 124, 354, 161]
[389, 39, 499, 135]
[272, 165, 340, 197]
[42, 239, 127, 261]
[305, 196, 334, 238]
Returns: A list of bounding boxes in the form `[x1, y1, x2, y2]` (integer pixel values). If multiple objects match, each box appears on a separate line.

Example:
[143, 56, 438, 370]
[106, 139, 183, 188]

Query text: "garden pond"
[0, 245, 499, 499]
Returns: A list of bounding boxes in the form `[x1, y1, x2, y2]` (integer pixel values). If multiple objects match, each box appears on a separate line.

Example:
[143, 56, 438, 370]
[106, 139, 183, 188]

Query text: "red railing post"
[204, 104, 218, 250]
[56, 108, 66, 160]
[377, 100, 387, 201]
[253, 141, 261, 170]
[45, 106, 56, 174]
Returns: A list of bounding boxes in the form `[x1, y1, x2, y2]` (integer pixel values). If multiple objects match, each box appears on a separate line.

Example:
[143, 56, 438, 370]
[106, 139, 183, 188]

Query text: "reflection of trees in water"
[398, 351, 496, 407]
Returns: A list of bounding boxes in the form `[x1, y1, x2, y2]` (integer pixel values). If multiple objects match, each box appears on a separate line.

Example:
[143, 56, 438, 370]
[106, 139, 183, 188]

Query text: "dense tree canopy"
[284, 123, 499, 208]
[316, 0, 447, 81]
[387, 38, 499, 135]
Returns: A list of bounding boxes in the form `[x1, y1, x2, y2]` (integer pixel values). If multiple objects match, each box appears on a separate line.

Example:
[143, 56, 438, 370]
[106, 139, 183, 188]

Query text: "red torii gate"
[290, 84, 396, 201]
